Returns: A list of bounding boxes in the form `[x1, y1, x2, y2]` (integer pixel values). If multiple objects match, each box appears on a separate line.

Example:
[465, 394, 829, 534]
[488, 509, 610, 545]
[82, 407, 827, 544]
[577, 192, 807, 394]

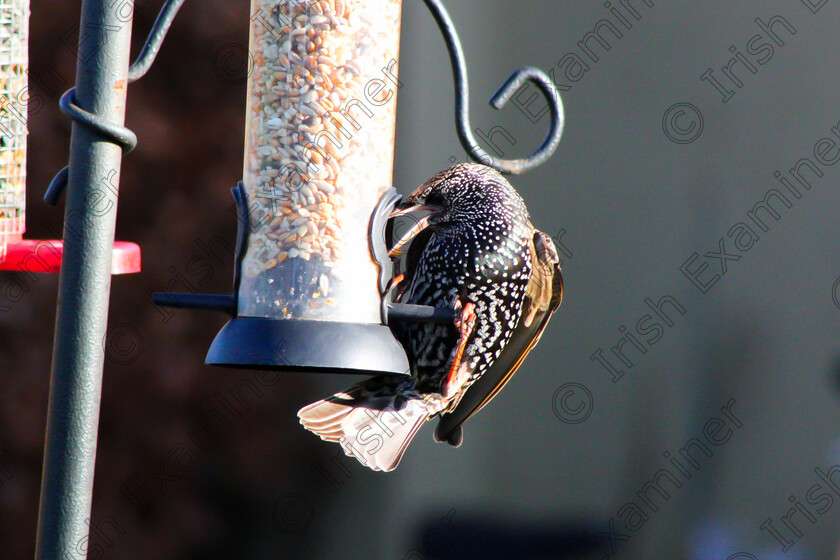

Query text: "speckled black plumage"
[297, 163, 562, 471]
[393, 164, 533, 406]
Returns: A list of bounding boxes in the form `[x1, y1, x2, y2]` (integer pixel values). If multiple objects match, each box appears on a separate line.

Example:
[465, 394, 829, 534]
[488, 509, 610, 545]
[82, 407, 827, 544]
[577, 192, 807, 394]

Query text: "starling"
[298, 163, 563, 471]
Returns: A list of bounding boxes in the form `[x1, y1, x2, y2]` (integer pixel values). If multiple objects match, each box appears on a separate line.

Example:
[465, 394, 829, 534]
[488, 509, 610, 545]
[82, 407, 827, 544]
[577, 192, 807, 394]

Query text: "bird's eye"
[425, 192, 445, 206]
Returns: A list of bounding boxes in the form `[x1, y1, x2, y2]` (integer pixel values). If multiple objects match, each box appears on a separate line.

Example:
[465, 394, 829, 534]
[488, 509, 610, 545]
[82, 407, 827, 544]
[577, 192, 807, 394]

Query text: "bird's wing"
[435, 228, 563, 444]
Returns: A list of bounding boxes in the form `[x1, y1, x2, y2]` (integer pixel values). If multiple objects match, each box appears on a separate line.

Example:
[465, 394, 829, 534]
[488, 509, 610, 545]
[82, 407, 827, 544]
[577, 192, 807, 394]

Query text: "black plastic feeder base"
[206, 317, 410, 375]
[153, 184, 449, 375]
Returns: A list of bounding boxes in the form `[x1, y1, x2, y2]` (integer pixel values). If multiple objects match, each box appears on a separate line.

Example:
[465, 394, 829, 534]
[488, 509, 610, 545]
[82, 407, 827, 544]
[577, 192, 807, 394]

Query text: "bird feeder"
[240, 0, 403, 324]
[157, 0, 412, 374]
[0, 0, 25, 265]
[0, 0, 140, 274]
[155, 0, 564, 375]
[233, 0, 408, 370]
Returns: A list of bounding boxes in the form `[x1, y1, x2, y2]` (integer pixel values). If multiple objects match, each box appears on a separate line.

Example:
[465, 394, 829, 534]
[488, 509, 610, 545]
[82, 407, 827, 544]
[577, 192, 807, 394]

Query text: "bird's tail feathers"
[298, 378, 440, 472]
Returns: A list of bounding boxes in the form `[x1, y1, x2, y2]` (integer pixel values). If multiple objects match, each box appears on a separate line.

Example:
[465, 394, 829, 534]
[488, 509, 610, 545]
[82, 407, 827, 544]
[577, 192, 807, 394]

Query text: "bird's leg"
[385, 273, 409, 302]
[444, 300, 476, 398]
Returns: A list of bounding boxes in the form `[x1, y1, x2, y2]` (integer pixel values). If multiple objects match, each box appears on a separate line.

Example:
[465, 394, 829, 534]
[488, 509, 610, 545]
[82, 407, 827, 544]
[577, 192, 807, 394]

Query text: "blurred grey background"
[2, 0, 840, 559]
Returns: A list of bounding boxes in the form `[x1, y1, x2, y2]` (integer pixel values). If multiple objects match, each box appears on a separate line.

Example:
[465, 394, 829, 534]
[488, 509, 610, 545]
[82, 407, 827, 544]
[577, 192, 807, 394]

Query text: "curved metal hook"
[45, 0, 186, 205]
[421, 0, 564, 175]
[128, 0, 187, 82]
[44, 89, 138, 205]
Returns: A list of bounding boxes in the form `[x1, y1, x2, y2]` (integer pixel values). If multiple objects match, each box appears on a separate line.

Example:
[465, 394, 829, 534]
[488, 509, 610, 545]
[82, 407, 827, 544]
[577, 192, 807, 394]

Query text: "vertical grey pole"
[35, 1, 133, 558]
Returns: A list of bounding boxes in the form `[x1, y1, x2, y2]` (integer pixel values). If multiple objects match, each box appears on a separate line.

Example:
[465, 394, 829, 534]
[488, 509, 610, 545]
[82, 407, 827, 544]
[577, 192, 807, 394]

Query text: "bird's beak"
[388, 203, 440, 257]
[389, 202, 438, 217]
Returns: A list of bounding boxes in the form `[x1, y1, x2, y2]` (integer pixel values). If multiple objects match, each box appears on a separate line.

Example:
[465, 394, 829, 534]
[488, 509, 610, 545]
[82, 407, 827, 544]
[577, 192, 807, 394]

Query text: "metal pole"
[35, 1, 133, 558]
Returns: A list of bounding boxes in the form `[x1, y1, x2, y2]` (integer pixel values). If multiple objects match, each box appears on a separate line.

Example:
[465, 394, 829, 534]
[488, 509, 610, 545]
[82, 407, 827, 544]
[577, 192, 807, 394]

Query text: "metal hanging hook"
[421, 0, 564, 175]
[128, 0, 187, 83]
[44, 0, 186, 205]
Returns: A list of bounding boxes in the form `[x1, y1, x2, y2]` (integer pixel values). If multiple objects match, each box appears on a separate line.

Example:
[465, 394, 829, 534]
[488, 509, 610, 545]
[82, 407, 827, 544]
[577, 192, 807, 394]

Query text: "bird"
[297, 163, 563, 471]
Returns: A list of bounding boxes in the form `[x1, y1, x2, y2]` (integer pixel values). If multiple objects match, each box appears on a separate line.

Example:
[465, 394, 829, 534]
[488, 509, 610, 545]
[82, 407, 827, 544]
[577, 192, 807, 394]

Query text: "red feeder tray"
[0, 235, 141, 275]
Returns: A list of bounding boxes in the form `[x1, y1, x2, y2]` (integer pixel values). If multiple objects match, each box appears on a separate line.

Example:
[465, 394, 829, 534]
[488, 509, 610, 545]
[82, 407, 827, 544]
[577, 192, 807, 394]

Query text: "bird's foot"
[444, 301, 477, 398]
[457, 302, 476, 338]
[452, 297, 464, 327]
[385, 273, 408, 301]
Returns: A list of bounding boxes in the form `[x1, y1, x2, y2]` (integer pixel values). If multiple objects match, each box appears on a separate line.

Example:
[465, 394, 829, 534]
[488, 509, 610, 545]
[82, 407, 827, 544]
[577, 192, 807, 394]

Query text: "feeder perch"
[0, 0, 140, 274]
[155, 0, 564, 375]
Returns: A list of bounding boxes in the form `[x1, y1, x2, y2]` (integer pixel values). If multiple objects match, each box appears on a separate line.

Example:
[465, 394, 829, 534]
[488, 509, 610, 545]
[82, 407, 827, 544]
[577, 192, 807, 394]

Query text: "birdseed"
[0, 0, 28, 264]
[240, 0, 402, 322]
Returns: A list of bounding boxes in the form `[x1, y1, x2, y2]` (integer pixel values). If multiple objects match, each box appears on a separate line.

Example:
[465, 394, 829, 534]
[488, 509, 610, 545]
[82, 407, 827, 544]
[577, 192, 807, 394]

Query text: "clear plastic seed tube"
[0, 0, 27, 263]
[241, 0, 402, 323]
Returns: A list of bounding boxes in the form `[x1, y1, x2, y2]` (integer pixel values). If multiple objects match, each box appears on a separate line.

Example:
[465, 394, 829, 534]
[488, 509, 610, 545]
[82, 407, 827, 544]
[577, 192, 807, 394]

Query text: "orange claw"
[445, 301, 476, 397]
[386, 273, 407, 301]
